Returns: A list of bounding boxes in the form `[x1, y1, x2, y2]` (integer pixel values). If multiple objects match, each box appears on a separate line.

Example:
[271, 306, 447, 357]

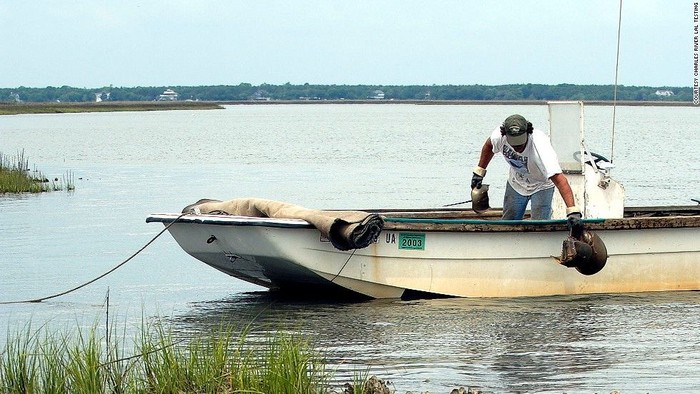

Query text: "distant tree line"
[0, 83, 692, 103]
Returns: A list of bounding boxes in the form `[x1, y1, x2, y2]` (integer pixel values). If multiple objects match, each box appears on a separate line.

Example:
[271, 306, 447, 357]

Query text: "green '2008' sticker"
[399, 233, 425, 250]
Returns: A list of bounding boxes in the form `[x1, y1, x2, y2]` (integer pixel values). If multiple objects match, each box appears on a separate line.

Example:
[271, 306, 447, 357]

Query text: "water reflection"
[166, 292, 700, 392]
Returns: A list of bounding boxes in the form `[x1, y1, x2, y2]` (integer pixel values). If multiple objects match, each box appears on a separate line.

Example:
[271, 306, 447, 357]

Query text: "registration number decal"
[398, 232, 426, 250]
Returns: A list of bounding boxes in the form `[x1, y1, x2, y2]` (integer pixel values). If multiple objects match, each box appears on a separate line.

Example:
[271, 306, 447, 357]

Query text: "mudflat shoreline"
[0, 101, 224, 115]
[1, 99, 693, 115]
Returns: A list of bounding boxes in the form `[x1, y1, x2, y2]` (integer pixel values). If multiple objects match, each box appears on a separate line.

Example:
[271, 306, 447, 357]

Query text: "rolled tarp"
[181, 198, 384, 251]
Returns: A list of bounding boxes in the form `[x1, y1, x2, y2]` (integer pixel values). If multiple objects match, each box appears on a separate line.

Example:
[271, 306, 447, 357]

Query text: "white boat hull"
[148, 211, 700, 299]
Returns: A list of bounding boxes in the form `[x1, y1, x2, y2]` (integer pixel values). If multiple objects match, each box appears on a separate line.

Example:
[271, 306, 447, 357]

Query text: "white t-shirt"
[490, 127, 562, 196]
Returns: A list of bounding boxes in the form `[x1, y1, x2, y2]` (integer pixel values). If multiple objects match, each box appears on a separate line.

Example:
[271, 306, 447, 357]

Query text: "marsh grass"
[1, 325, 39, 393]
[0, 101, 223, 116]
[0, 318, 336, 394]
[0, 150, 74, 193]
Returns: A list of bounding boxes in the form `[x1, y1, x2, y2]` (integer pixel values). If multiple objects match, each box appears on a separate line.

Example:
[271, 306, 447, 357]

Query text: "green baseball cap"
[504, 114, 528, 146]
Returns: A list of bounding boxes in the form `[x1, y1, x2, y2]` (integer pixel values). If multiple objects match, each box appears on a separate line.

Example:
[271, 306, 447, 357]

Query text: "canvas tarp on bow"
[182, 198, 384, 251]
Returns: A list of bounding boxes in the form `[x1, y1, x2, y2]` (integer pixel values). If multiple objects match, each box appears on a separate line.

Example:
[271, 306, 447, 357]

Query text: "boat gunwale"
[147, 206, 700, 233]
[383, 215, 700, 232]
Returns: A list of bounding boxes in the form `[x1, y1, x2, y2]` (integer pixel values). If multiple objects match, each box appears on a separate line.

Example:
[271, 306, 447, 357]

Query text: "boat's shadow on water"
[169, 290, 379, 329]
[164, 290, 700, 392]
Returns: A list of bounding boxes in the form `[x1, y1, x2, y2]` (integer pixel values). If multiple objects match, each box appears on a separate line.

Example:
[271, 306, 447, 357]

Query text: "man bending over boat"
[471, 114, 582, 229]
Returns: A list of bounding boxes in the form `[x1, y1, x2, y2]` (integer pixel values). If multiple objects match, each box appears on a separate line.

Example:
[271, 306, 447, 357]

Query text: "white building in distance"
[158, 89, 178, 101]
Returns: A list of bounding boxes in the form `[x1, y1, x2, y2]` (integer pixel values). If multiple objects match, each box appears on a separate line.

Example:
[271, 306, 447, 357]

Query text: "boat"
[147, 102, 700, 299]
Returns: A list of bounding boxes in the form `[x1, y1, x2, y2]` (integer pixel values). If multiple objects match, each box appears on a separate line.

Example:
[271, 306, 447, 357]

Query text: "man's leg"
[530, 187, 555, 220]
[502, 182, 529, 220]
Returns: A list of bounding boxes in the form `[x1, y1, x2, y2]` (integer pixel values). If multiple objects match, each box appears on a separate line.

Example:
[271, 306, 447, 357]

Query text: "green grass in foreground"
[0, 317, 379, 394]
[0, 319, 357, 394]
[0, 150, 74, 193]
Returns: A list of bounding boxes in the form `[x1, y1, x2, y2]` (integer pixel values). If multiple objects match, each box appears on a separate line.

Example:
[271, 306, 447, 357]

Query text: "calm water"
[1, 104, 699, 393]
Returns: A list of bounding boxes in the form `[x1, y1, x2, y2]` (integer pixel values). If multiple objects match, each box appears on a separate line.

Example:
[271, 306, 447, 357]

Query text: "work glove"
[471, 173, 484, 189]
[471, 166, 487, 189]
[566, 210, 584, 239]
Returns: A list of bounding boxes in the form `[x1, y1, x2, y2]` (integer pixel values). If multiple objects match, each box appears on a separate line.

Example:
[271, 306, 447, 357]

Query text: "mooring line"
[0, 213, 186, 305]
[330, 248, 357, 284]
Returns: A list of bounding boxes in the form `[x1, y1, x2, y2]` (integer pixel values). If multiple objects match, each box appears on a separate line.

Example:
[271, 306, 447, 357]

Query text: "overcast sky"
[1, 0, 693, 88]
